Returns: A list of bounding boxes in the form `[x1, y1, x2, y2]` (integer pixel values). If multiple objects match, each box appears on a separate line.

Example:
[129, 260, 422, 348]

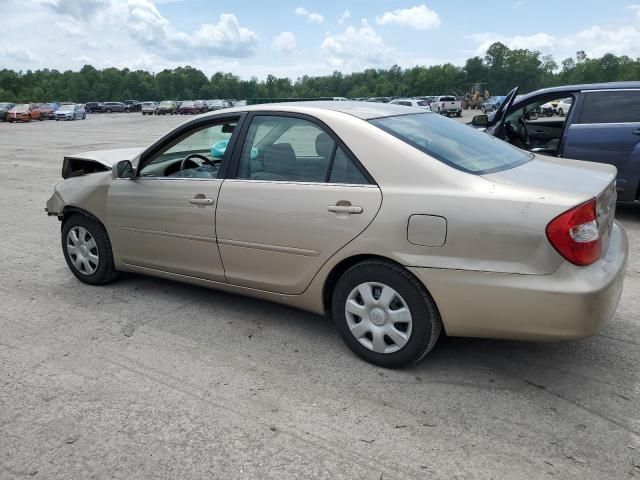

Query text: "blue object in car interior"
[211, 140, 258, 159]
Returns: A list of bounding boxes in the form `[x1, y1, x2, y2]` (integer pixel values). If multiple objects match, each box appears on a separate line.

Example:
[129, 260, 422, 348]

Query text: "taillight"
[546, 198, 601, 266]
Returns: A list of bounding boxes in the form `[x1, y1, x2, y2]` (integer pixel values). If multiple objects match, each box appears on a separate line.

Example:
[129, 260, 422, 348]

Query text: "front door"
[216, 113, 382, 294]
[107, 118, 241, 281]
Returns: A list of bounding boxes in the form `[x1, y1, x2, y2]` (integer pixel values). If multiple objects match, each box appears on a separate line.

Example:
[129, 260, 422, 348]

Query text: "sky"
[1, 0, 640, 79]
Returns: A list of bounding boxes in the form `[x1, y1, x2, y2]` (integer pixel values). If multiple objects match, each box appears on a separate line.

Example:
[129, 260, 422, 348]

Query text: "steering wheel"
[179, 153, 214, 172]
[516, 116, 530, 148]
[504, 116, 530, 149]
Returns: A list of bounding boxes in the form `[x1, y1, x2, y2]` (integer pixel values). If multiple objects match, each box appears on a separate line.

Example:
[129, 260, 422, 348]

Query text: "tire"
[331, 260, 442, 368]
[72, 114, 76, 121]
[106, 108, 112, 113]
[61, 214, 118, 285]
[83, 113, 86, 120]
[558, 108, 564, 117]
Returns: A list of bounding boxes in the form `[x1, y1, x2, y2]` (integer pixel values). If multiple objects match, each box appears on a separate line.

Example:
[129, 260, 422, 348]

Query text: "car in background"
[102, 102, 127, 113]
[84, 102, 103, 113]
[0, 102, 15, 122]
[54, 104, 86, 121]
[38, 102, 58, 120]
[179, 101, 200, 115]
[7, 103, 43, 122]
[556, 97, 573, 116]
[389, 98, 431, 110]
[141, 102, 158, 115]
[332, 97, 348, 101]
[472, 81, 640, 202]
[157, 100, 178, 115]
[480, 96, 505, 114]
[433, 96, 462, 117]
[45, 101, 627, 368]
[193, 100, 207, 113]
[206, 99, 227, 111]
[123, 100, 141, 112]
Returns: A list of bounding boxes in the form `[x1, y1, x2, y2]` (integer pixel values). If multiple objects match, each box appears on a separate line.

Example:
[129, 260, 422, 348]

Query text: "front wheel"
[332, 260, 442, 368]
[61, 214, 118, 285]
[106, 108, 112, 113]
[558, 108, 564, 116]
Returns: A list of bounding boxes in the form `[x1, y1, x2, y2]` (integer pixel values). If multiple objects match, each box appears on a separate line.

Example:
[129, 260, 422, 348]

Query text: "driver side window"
[139, 120, 237, 178]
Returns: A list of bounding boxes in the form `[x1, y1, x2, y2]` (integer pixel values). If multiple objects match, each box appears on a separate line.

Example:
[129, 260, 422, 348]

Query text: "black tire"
[106, 108, 112, 113]
[61, 214, 118, 285]
[332, 260, 442, 368]
[558, 108, 564, 117]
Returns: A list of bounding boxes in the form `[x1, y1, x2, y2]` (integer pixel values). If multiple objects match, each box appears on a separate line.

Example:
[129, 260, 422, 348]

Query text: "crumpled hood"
[61, 147, 145, 179]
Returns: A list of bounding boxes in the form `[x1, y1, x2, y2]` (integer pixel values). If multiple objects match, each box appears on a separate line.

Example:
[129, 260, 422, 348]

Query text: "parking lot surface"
[1, 112, 639, 479]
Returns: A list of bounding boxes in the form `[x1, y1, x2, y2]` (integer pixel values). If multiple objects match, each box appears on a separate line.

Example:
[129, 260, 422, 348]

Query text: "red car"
[7, 104, 44, 122]
[179, 100, 201, 115]
[38, 103, 57, 119]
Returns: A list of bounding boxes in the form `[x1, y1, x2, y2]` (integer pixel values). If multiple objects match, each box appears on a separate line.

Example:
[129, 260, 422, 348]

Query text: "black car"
[123, 100, 141, 112]
[0, 102, 15, 122]
[473, 81, 640, 202]
[84, 102, 103, 113]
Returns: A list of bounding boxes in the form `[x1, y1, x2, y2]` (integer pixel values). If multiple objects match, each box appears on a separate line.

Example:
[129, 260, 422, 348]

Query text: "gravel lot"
[1, 111, 639, 479]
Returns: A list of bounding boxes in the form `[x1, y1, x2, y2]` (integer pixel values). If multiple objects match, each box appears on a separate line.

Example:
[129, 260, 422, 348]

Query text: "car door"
[106, 115, 243, 281]
[563, 90, 640, 201]
[215, 113, 382, 295]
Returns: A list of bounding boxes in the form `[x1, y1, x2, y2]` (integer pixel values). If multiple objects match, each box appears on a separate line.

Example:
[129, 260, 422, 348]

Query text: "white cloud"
[629, 4, 640, 19]
[295, 7, 324, 24]
[272, 32, 297, 54]
[375, 4, 441, 30]
[0, 47, 41, 64]
[126, 0, 258, 58]
[513, 1, 524, 8]
[38, 0, 109, 20]
[469, 20, 640, 60]
[338, 10, 351, 25]
[320, 20, 393, 69]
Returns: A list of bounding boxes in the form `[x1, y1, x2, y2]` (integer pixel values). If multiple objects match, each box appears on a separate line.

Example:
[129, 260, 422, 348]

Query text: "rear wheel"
[61, 214, 118, 285]
[106, 108, 112, 113]
[332, 260, 442, 368]
[558, 108, 564, 116]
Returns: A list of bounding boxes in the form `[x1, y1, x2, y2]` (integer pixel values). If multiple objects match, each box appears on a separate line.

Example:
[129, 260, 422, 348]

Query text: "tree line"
[1, 42, 638, 103]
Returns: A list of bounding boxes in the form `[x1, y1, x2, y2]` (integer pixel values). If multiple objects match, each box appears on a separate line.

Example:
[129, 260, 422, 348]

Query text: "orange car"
[7, 103, 44, 122]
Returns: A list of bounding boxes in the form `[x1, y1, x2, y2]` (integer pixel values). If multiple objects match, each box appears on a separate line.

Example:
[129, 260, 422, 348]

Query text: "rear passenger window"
[578, 91, 640, 124]
[329, 147, 369, 184]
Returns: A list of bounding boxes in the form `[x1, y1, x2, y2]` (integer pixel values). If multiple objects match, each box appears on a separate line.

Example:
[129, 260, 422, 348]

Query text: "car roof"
[205, 100, 428, 120]
[521, 81, 640, 100]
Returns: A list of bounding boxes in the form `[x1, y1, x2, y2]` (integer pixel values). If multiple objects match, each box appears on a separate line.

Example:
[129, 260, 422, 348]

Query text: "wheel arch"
[61, 206, 106, 230]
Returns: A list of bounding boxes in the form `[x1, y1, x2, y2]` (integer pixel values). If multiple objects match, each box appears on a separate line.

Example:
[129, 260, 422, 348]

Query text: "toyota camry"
[46, 102, 628, 367]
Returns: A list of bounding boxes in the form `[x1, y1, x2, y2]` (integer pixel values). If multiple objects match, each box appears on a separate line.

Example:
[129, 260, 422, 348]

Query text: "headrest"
[315, 132, 334, 158]
[261, 143, 297, 174]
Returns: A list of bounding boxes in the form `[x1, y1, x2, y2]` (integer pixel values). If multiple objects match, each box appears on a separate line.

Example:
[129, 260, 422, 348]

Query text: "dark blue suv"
[473, 82, 640, 202]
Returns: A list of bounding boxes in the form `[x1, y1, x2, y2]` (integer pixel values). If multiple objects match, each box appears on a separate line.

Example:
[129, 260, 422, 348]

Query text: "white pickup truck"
[433, 96, 462, 117]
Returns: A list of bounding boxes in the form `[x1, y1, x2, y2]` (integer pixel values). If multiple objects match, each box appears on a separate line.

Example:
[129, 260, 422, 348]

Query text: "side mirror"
[114, 160, 134, 179]
[472, 114, 489, 127]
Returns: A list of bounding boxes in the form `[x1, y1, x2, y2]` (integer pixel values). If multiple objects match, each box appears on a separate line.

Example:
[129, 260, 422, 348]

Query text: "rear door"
[216, 113, 382, 294]
[563, 89, 640, 201]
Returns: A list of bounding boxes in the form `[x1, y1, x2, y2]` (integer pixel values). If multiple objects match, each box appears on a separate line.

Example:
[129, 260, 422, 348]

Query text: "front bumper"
[410, 222, 628, 340]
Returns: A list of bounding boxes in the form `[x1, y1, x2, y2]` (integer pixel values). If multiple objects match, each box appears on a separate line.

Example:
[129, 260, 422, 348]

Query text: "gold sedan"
[46, 102, 628, 367]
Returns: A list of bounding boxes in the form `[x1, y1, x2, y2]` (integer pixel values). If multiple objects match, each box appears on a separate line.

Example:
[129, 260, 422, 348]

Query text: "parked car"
[84, 102, 103, 113]
[157, 100, 178, 115]
[38, 103, 58, 119]
[102, 102, 127, 113]
[141, 101, 158, 115]
[54, 104, 86, 121]
[193, 100, 207, 113]
[472, 82, 640, 202]
[0, 102, 15, 122]
[389, 98, 431, 110]
[480, 96, 505, 114]
[46, 101, 627, 368]
[179, 101, 201, 115]
[433, 96, 462, 117]
[556, 97, 573, 116]
[123, 100, 141, 112]
[7, 103, 43, 122]
[205, 99, 227, 111]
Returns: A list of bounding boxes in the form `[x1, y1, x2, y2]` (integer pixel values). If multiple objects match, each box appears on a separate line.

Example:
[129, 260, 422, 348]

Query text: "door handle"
[328, 205, 363, 214]
[632, 128, 640, 136]
[189, 197, 214, 206]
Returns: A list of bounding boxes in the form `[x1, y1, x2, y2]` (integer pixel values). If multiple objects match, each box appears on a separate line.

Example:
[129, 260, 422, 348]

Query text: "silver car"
[46, 102, 628, 367]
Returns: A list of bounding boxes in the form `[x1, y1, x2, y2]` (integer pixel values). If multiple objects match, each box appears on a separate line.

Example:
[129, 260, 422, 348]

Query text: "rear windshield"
[370, 113, 532, 174]
[416, 100, 428, 107]
[440, 96, 456, 102]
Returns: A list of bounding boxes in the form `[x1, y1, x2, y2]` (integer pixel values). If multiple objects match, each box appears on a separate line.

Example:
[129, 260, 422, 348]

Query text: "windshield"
[181, 101, 194, 107]
[370, 113, 532, 174]
[159, 101, 172, 107]
[58, 105, 74, 111]
[11, 104, 29, 112]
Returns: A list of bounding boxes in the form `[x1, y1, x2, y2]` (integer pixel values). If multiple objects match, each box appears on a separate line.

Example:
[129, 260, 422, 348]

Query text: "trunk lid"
[483, 154, 617, 256]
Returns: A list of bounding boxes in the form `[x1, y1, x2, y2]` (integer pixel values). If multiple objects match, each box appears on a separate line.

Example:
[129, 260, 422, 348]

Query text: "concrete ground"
[1, 110, 639, 480]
